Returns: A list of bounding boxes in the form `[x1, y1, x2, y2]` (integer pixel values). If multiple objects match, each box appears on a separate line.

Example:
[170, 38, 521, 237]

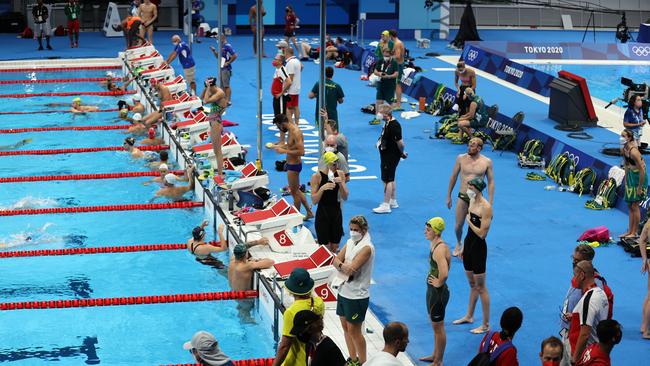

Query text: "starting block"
[273, 245, 334, 280]
[192, 132, 243, 160]
[237, 198, 304, 231]
[214, 162, 269, 191]
[163, 75, 187, 94]
[140, 66, 175, 83]
[162, 92, 202, 113]
[125, 43, 154, 58]
[129, 51, 163, 69]
[261, 225, 316, 253]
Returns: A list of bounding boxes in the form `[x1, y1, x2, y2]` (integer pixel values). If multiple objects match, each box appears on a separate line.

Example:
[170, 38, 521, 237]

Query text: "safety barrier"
[0, 145, 169, 156]
[0, 90, 136, 98]
[0, 290, 258, 311]
[164, 359, 274, 366]
[0, 77, 123, 85]
[0, 242, 221, 258]
[0, 170, 184, 183]
[0, 65, 120, 73]
[0, 108, 119, 115]
[0, 201, 203, 216]
[0, 125, 131, 133]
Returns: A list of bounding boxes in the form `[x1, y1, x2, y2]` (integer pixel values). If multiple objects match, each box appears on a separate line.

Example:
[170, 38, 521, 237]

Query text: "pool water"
[0, 66, 275, 364]
[526, 63, 650, 105]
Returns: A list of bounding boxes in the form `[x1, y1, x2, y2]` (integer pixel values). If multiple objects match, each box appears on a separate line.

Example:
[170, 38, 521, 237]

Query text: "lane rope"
[0, 145, 169, 156]
[0, 90, 135, 98]
[0, 170, 184, 183]
[0, 65, 120, 73]
[0, 201, 203, 216]
[0, 241, 218, 258]
[0, 77, 123, 85]
[0, 108, 119, 115]
[163, 359, 274, 366]
[0, 125, 131, 133]
[0, 290, 258, 311]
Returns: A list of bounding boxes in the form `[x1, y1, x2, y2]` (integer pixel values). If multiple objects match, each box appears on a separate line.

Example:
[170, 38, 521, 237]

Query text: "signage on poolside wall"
[467, 41, 650, 61]
[461, 45, 556, 97]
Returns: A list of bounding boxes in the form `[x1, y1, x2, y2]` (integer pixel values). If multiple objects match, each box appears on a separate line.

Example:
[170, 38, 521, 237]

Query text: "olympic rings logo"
[631, 46, 650, 57]
[467, 50, 479, 62]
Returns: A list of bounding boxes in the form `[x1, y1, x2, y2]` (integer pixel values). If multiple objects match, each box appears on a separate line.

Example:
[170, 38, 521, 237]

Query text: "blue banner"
[467, 41, 650, 61]
[461, 45, 556, 97]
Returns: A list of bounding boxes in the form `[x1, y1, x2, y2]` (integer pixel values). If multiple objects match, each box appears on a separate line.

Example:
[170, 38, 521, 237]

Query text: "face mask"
[620, 136, 627, 145]
[466, 189, 476, 200]
[376, 112, 383, 120]
[327, 170, 335, 181]
[350, 231, 362, 241]
[383, 57, 390, 61]
[325, 146, 336, 153]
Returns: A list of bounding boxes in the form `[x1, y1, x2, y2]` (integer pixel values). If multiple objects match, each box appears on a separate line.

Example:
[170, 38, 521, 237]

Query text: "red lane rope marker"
[0, 108, 119, 115]
[0, 125, 131, 133]
[0, 90, 135, 98]
[0, 170, 185, 183]
[0, 145, 169, 156]
[0, 77, 123, 85]
[0, 241, 219, 258]
[0, 290, 258, 311]
[164, 359, 274, 366]
[0, 201, 203, 217]
[0, 65, 120, 73]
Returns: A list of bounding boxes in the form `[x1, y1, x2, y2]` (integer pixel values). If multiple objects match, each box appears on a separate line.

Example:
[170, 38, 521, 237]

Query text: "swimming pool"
[525, 62, 650, 105]
[0, 64, 275, 364]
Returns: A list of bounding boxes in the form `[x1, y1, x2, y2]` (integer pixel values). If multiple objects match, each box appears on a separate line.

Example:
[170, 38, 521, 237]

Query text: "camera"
[621, 77, 649, 120]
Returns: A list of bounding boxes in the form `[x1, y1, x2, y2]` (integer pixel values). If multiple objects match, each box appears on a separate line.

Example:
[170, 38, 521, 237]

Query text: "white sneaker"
[372, 203, 391, 214]
[389, 199, 399, 209]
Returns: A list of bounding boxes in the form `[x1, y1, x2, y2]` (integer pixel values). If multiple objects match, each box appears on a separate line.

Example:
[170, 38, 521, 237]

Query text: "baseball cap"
[183, 331, 231, 365]
[290, 310, 320, 336]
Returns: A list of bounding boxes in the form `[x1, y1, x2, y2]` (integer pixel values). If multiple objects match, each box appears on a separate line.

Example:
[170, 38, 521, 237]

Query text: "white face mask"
[350, 231, 362, 241]
[466, 189, 477, 200]
[620, 136, 627, 145]
[325, 146, 336, 153]
[383, 57, 390, 61]
[327, 170, 335, 182]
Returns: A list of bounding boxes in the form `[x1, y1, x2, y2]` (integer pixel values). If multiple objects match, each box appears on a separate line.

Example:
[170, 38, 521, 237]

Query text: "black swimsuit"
[463, 212, 487, 274]
[315, 171, 343, 245]
[190, 241, 225, 269]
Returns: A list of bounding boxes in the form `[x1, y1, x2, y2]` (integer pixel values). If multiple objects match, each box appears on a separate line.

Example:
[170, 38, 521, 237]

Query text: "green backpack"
[519, 139, 544, 162]
[585, 178, 618, 209]
[436, 114, 459, 138]
[545, 152, 577, 185]
[569, 167, 597, 196]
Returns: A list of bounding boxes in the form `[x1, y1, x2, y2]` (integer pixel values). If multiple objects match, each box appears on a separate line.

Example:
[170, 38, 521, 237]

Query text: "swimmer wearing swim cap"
[70, 97, 99, 114]
[423, 216, 451, 364]
[187, 220, 226, 269]
[123, 137, 145, 159]
[227, 230, 273, 295]
[153, 165, 195, 200]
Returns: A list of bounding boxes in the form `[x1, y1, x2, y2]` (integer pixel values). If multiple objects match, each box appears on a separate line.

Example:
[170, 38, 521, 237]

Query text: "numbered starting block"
[162, 92, 202, 113]
[140, 65, 175, 83]
[124, 43, 154, 59]
[163, 75, 188, 95]
[129, 51, 164, 69]
[237, 198, 304, 231]
[273, 246, 335, 281]
[265, 225, 317, 253]
[214, 162, 269, 191]
[192, 132, 243, 161]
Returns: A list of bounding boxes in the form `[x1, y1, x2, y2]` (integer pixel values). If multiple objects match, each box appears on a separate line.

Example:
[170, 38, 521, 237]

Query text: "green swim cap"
[426, 217, 445, 234]
[233, 244, 247, 259]
[468, 177, 486, 192]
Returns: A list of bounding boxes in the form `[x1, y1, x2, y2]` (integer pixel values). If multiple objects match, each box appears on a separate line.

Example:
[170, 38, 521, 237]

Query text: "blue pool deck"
[1, 28, 649, 365]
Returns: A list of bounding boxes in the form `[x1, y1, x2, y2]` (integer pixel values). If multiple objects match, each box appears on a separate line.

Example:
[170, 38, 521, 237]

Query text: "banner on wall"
[461, 45, 556, 97]
[467, 41, 650, 61]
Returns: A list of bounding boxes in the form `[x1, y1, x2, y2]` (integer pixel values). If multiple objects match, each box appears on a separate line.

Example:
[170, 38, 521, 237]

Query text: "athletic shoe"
[46, 45, 52, 50]
[372, 202, 391, 214]
[369, 118, 381, 125]
[389, 199, 399, 209]
[345, 358, 361, 366]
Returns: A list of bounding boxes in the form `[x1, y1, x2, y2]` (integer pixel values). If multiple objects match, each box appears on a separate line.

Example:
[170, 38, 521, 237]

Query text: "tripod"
[581, 10, 596, 43]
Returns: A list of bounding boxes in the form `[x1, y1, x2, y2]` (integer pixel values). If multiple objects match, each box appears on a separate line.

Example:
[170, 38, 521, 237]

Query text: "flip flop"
[452, 317, 473, 325]
[470, 325, 489, 334]
[419, 356, 434, 362]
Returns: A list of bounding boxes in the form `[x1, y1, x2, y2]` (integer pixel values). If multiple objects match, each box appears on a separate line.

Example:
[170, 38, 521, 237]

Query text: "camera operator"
[624, 95, 648, 144]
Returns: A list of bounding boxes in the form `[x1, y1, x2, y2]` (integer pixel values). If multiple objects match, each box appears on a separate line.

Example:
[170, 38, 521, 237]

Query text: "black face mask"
[297, 332, 311, 343]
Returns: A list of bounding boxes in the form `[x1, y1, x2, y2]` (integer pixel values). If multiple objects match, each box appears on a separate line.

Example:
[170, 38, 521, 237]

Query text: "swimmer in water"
[0, 138, 32, 151]
[71, 98, 99, 114]
[152, 165, 195, 201]
[138, 127, 164, 146]
[0, 223, 55, 249]
[123, 136, 144, 159]
[143, 163, 183, 186]
[2, 196, 57, 210]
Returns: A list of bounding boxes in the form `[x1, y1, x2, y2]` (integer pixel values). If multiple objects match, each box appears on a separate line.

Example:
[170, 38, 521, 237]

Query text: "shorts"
[315, 205, 343, 245]
[308, 48, 319, 59]
[376, 84, 396, 103]
[67, 19, 79, 33]
[287, 94, 299, 108]
[397, 63, 404, 83]
[35, 22, 52, 37]
[336, 295, 369, 323]
[463, 230, 487, 274]
[285, 162, 302, 173]
[458, 192, 470, 205]
[184, 66, 196, 85]
[220, 69, 231, 88]
[284, 30, 296, 38]
[273, 95, 289, 116]
[469, 116, 488, 128]
[380, 154, 399, 183]
[426, 283, 449, 322]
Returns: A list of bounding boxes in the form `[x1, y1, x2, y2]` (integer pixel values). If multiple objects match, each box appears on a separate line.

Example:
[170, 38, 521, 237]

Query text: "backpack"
[569, 167, 597, 196]
[545, 152, 577, 185]
[594, 273, 614, 320]
[585, 178, 618, 209]
[436, 114, 459, 138]
[577, 226, 610, 243]
[467, 331, 513, 366]
[492, 132, 517, 151]
[54, 25, 66, 36]
[519, 139, 544, 161]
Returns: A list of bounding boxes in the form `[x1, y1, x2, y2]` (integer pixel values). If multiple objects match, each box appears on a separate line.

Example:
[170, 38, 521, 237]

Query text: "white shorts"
[36, 22, 52, 37]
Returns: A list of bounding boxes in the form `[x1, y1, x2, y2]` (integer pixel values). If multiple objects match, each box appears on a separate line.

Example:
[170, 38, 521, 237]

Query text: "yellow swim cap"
[426, 217, 445, 234]
[323, 151, 338, 165]
[72, 97, 81, 104]
[382, 30, 390, 36]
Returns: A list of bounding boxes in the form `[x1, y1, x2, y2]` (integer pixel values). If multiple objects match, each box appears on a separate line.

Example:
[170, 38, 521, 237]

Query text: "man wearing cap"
[375, 30, 394, 58]
[183, 330, 235, 366]
[153, 165, 196, 200]
[290, 310, 346, 366]
[71, 98, 99, 114]
[420, 217, 451, 366]
[165, 35, 197, 95]
[453, 177, 493, 335]
[273, 268, 325, 366]
[311, 151, 348, 253]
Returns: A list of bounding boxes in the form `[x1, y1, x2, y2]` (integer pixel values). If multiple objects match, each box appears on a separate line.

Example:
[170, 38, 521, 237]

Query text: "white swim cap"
[132, 113, 142, 121]
[159, 163, 169, 171]
[132, 94, 141, 102]
[164, 173, 177, 185]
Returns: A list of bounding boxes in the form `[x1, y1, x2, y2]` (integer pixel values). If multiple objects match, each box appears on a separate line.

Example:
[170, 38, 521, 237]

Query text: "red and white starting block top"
[192, 132, 243, 159]
[163, 75, 187, 94]
[129, 51, 163, 69]
[162, 92, 202, 113]
[237, 198, 304, 231]
[213, 162, 269, 191]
